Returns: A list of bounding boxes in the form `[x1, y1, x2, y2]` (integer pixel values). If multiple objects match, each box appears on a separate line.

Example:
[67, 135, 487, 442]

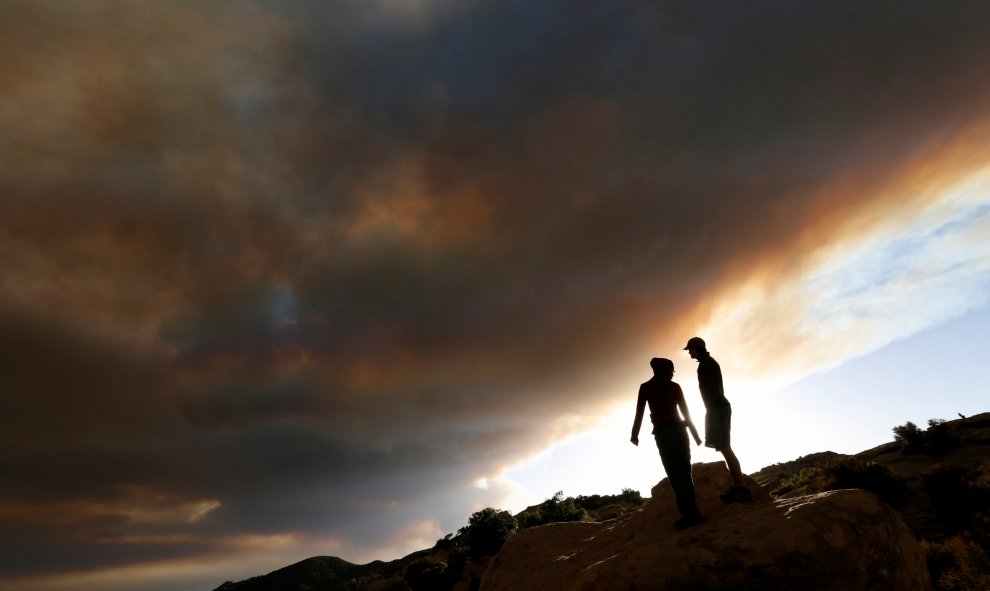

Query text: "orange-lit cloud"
[0, 486, 219, 531]
[4, 1, 990, 589]
[697, 139, 990, 390]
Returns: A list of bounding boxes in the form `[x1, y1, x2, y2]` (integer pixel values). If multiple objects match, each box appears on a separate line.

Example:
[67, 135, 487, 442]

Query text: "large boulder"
[479, 462, 931, 591]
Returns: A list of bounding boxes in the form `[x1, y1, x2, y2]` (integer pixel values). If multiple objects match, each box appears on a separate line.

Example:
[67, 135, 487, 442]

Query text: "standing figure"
[684, 337, 752, 503]
[631, 357, 704, 530]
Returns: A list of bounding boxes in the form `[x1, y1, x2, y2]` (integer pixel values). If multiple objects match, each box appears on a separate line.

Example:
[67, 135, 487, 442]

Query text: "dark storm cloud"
[4, 0, 990, 584]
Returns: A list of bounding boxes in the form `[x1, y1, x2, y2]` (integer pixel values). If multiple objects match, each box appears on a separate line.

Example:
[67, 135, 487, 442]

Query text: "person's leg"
[721, 446, 744, 487]
[718, 445, 753, 503]
[656, 427, 700, 520]
[710, 405, 744, 486]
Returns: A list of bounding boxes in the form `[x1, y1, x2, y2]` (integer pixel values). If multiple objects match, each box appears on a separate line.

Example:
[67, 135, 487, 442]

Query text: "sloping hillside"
[753, 412, 990, 539]
[215, 412, 990, 591]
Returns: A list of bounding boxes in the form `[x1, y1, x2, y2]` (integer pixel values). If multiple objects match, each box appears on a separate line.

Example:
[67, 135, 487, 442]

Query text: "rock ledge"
[479, 462, 931, 591]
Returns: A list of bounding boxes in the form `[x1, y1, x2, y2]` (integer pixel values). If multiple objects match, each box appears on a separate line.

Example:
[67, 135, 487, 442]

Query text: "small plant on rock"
[771, 467, 821, 499]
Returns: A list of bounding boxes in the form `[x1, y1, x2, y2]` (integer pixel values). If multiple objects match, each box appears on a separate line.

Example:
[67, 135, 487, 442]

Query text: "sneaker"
[673, 514, 704, 531]
[720, 486, 753, 504]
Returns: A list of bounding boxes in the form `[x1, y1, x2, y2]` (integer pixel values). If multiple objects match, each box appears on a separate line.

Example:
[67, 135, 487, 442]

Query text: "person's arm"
[631, 385, 646, 446]
[675, 385, 703, 446]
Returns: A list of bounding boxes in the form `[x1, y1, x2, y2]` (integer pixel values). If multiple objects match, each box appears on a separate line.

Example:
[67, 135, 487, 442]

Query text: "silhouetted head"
[683, 336, 706, 359]
[650, 357, 674, 379]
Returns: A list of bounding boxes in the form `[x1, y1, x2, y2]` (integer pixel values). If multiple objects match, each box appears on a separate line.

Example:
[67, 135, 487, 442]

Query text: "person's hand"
[630, 436, 639, 446]
[687, 424, 702, 446]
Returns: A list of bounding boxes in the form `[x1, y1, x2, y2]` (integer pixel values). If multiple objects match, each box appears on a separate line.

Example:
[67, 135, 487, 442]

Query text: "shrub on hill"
[574, 488, 645, 511]
[460, 507, 518, 559]
[893, 421, 926, 454]
[820, 456, 910, 507]
[770, 467, 820, 498]
[921, 535, 990, 591]
[892, 418, 959, 456]
[927, 419, 959, 456]
[922, 461, 990, 534]
[404, 557, 454, 591]
[433, 532, 455, 550]
[769, 457, 909, 507]
[520, 491, 592, 528]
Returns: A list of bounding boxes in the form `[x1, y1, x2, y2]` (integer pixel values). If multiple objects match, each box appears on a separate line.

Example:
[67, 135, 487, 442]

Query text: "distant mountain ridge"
[213, 554, 419, 591]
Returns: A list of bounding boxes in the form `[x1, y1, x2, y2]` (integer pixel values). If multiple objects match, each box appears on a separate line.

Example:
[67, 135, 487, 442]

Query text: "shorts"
[705, 404, 732, 451]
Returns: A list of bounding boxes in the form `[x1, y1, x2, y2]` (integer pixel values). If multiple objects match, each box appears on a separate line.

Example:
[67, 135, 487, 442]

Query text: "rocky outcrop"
[479, 462, 931, 591]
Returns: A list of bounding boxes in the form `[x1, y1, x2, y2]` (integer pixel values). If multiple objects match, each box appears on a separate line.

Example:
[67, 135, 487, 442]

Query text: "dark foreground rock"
[216, 411, 990, 591]
[479, 462, 931, 591]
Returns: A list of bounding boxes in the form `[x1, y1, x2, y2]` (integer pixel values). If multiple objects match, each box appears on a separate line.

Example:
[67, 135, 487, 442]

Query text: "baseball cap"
[683, 336, 706, 351]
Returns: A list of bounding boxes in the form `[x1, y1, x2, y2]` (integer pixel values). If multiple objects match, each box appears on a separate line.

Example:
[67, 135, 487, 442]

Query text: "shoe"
[673, 514, 704, 531]
[720, 486, 753, 504]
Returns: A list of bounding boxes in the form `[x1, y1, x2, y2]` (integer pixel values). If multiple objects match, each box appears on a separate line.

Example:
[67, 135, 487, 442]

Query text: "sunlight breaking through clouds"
[701, 167, 990, 391]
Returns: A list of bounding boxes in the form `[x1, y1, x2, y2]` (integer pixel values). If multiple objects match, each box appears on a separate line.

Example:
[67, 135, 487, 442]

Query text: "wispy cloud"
[700, 163, 990, 390]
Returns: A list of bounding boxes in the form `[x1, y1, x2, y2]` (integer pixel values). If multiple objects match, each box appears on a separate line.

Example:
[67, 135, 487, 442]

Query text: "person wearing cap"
[684, 337, 752, 503]
[631, 357, 705, 530]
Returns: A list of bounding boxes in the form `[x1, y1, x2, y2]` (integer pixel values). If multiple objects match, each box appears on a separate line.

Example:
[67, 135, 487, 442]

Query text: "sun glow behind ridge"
[497, 166, 990, 508]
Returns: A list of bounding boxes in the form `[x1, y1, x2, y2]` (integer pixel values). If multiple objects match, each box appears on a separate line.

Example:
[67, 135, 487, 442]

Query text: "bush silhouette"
[520, 491, 592, 528]
[404, 557, 452, 591]
[921, 535, 990, 591]
[433, 532, 454, 550]
[619, 487, 645, 505]
[820, 456, 909, 507]
[461, 508, 518, 558]
[572, 488, 645, 512]
[892, 418, 958, 456]
[893, 421, 925, 454]
[927, 419, 958, 456]
[768, 457, 909, 505]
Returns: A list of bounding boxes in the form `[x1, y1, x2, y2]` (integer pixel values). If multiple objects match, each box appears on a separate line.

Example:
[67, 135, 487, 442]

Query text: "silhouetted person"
[684, 337, 752, 503]
[631, 357, 704, 530]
